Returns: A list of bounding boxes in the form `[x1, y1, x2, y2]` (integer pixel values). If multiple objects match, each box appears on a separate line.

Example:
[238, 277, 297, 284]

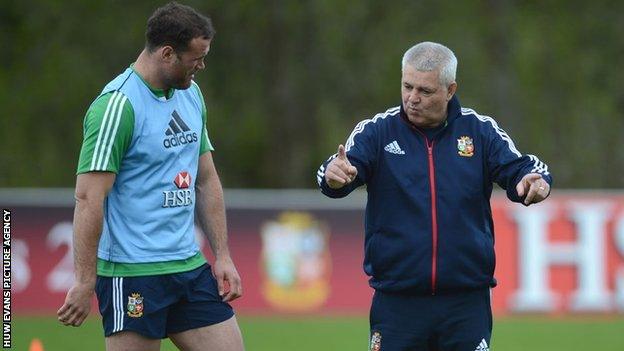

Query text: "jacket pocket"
[480, 233, 495, 275]
[364, 233, 379, 276]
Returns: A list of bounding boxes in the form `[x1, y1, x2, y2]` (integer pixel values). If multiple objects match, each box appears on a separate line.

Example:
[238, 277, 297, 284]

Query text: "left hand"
[516, 173, 550, 205]
[212, 255, 242, 302]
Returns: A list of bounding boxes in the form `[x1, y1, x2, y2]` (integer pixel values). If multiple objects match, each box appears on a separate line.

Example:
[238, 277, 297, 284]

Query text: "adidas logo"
[474, 338, 489, 351]
[384, 140, 405, 155]
[163, 110, 198, 149]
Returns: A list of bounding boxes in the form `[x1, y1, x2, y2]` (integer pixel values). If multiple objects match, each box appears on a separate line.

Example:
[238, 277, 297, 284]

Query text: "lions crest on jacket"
[457, 136, 474, 157]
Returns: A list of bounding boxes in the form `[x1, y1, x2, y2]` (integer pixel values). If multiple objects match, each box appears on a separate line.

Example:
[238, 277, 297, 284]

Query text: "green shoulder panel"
[77, 91, 134, 174]
[191, 81, 214, 154]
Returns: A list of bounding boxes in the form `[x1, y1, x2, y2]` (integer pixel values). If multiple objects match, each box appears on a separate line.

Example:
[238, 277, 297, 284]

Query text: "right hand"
[57, 282, 94, 327]
[325, 144, 358, 189]
[213, 254, 243, 302]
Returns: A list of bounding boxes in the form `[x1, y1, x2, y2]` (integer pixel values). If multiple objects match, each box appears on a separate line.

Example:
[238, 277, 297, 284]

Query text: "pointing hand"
[325, 144, 358, 189]
[516, 173, 550, 205]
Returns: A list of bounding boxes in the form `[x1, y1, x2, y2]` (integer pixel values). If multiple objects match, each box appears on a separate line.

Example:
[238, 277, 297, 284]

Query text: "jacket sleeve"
[317, 117, 378, 198]
[484, 119, 553, 204]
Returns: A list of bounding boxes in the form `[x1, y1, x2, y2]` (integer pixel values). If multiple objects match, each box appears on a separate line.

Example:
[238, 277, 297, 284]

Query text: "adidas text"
[163, 132, 198, 149]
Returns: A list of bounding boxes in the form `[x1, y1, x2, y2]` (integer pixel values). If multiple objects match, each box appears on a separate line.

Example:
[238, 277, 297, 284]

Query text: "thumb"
[337, 144, 348, 161]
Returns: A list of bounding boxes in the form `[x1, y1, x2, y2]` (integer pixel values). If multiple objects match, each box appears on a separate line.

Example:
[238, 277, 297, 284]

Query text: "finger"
[58, 313, 68, 324]
[222, 270, 242, 301]
[57, 303, 69, 316]
[223, 285, 242, 302]
[525, 173, 543, 182]
[325, 178, 345, 190]
[326, 177, 347, 190]
[220, 280, 233, 302]
[66, 311, 81, 327]
[538, 181, 549, 194]
[326, 168, 350, 184]
[532, 183, 548, 204]
[524, 185, 539, 205]
[57, 304, 74, 322]
[63, 305, 82, 326]
[332, 159, 355, 175]
[222, 291, 234, 302]
[222, 285, 238, 302]
[230, 275, 242, 299]
[72, 312, 87, 327]
[347, 165, 358, 177]
[517, 173, 542, 197]
[516, 181, 526, 197]
[215, 272, 225, 297]
[60, 311, 75, 326]
[337, 144, 347, 161]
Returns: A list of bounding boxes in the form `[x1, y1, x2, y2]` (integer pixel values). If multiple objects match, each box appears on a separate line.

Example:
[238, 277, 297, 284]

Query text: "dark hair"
[145, 2, 215, 53]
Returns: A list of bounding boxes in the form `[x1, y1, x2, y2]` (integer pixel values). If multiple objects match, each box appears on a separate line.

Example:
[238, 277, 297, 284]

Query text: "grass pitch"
[13, 315, 624, 350]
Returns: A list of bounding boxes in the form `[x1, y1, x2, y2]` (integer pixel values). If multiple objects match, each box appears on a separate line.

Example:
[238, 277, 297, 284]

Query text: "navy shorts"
[95, 264, 234, 339]
[369, 288, 492, 351]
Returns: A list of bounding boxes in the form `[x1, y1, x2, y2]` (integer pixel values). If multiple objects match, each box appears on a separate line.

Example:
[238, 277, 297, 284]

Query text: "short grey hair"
[402, 42, 457, 87]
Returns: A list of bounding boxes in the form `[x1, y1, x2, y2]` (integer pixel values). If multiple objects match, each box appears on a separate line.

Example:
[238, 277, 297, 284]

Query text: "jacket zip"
[412, 129, 439, 295]
[425, 138, 438, 295]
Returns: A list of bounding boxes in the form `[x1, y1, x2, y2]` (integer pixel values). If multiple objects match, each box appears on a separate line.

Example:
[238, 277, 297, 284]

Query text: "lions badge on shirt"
[457, 136, 474, 157]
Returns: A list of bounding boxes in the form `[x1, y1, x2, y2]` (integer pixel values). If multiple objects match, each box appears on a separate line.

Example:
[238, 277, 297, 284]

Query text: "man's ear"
[447, 82, 457, 100]
[159, 45, 175, 63]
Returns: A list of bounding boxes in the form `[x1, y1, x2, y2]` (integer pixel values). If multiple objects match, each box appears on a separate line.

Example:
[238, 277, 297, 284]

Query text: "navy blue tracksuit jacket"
[317, 96, 552, 295]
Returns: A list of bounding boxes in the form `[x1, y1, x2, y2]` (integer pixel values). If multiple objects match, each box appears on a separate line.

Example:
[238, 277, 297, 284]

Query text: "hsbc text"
[162, 190, 193, 208]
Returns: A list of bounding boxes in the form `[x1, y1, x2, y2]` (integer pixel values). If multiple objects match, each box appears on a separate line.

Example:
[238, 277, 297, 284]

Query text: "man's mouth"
[407, 105, 420, 114]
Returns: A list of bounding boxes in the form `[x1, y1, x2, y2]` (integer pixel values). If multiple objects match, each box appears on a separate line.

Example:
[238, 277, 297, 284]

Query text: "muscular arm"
[58, 172, 115, 326]
[195, 152, 242, 301]
[73, 172, 115, 284]
[195, 152, 229, 258]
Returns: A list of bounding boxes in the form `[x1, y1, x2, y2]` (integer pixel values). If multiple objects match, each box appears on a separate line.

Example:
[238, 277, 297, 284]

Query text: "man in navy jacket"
[317, 42, 552, 351]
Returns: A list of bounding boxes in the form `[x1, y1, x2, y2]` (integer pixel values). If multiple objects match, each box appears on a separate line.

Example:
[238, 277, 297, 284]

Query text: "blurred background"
[2, 0, 624, 188]
[2, 0, 624, 350]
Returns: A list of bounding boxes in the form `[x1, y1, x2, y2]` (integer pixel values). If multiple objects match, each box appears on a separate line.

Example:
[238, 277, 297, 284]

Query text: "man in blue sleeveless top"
[58, 3, 245, 350]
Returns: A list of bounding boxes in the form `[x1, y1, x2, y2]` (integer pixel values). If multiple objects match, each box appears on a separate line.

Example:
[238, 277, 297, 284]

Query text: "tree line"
[1, 0, 622, 188]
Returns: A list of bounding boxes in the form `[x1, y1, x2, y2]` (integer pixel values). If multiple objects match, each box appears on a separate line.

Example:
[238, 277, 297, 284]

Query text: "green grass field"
[13, 315, 624, 350]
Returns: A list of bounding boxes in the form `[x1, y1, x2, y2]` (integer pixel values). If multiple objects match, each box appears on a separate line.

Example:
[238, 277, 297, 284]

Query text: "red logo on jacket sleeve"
[174, 171, 192, 189]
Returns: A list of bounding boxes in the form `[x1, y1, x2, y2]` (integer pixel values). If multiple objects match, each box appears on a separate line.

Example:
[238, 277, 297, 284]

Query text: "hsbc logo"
[174, 171, 191, 189]
[163, 171, 193, 208]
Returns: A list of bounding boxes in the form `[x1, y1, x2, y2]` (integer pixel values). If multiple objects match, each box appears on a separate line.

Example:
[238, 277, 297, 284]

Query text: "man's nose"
[409, 91, 421, 103]
[197, 59, 206, 70]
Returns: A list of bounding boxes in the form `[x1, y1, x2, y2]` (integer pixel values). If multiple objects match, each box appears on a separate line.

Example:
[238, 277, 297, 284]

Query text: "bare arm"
[195, 152, 242, 302]
[58, 172, 115, 326]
